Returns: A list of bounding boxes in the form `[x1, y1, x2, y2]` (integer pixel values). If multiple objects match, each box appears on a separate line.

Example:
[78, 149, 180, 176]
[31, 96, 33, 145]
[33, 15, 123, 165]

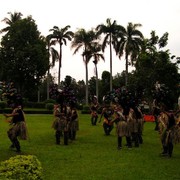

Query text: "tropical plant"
[0, 15, 49, 100]
[0, 11, 23, 34]
[0, 155, 43, 180]
[48, 25, 74, 87]
[96, 18, 124, 91]
[86, 42, 104, 101]
[71, 28, 97, 105]
[45, 34, 59, 100]
[116, 22, 144, 86]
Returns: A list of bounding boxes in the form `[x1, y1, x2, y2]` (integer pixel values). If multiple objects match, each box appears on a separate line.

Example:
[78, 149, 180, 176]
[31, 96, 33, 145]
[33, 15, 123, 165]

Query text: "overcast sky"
[0, 0, 180, 82]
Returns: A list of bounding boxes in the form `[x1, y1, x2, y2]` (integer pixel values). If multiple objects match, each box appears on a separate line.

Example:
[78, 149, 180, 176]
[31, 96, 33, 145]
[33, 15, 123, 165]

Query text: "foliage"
[0, 101, 7, 109]
[48, 25, 74, 86]
[24, 102, 45, 108]
[0, 155, 43, 180]
[45, 103, 54, 110]
[71, 28, 98, 105]
[38, 75, 56, 102]
[0, 13, 179, 107]
[43, 99, 56, 104]
[0, 81, 23, 107]
[134, 50, 179, 108]
[0, 14, 49, 99]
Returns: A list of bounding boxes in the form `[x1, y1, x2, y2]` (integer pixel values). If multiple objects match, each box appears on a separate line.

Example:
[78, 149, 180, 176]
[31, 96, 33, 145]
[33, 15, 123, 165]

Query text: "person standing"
[90, 96, 99, 126]
[52, 104, 63, 145]
[152, 99, 161, 131]
[68, 107, 79, 140]
[4, 104, 28, 152]
[127, 107, 141, 147]
[112, 109, 132, 150]
[159, 111, 177, 157]
[99, 103, 114, 135]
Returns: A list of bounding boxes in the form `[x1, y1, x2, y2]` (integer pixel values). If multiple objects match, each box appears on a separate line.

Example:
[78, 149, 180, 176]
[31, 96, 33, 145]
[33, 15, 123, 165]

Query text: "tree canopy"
[0, 15, 49, 99]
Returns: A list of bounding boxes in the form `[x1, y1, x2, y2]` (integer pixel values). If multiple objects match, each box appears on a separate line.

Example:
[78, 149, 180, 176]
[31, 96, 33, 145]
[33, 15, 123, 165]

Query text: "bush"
[83, 105, 90, 111]
[76, 103, 83, 110]
[24, 102, 45, 109]
[45, 103, 54, 110]
[44, 99, 56, 104]
[0, 101, 7, 109]
[81, 105, 91, 114]
[0, 155, 43, 180]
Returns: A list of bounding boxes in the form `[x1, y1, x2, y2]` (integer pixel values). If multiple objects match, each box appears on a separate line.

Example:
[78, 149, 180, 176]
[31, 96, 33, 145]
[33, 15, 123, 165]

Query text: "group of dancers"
[2, 84, 180, 158]
[90, 93, 180, 157]
[152, 102, 180, 157]
[52, 104, 79, 145]
[90, 95, 144, 149]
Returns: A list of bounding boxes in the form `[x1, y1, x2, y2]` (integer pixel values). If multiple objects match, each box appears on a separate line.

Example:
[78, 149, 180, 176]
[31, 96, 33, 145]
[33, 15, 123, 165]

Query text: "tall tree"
[0, 15, 49, 100]
[45, 34, 59, 100]
[0, 11, 23, 34]
[96, 18, 124, 91]
[49, 25, 74, 87]
[116, 22, 144, 86]
[86, 42, 104, 101]
[71, 28, 97, 105]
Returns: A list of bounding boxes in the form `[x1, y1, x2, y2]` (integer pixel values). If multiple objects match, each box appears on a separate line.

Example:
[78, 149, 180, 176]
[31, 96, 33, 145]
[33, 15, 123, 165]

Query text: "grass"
[0, 113, 180, 180]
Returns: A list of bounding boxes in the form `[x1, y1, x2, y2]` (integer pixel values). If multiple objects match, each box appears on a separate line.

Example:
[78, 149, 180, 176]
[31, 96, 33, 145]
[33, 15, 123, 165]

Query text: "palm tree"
[86, 42, 105, 101]
[71, 28, 97, 105]
[116, 22, 144, 86]
[148, 30, 168, 49]
[0, 11, 23, 34]
[45, 35, 59, 99]
[96, 18, 124, 91]
[49, 25, 74, 87]
[138, 30, 169, 67]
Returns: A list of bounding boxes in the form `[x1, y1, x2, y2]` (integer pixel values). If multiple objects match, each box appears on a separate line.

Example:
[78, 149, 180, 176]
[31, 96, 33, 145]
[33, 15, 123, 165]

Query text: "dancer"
[52, 104, 63, 145]
[68, 107, 79, 140]
[99, 101, 114, 135]
[90, 96, 99, 126]
[158, 111, 180, 157]
[4, 104, 28, 152]
[112, 108, 132, 150]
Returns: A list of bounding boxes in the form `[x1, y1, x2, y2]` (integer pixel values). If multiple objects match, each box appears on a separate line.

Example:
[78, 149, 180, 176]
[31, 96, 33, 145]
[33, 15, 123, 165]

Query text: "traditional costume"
[113, 111, 132, 149]
[90, 96, 99, 125]
[52, 104, 65, 145]
[99, 105, 114, 135]
[68, 107, 79, 140]
[158, 111, 180, 157]
[4, 105, 28, 152]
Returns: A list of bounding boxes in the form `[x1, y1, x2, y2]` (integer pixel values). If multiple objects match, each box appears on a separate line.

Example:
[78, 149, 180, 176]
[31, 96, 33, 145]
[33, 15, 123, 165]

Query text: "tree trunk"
[38, 89, 40, 102]
[95, 64, 99, 101]
[85, 59, 89, 105]
[109, 35, 113, 92]
[58, 44, 62, 88]
[125, 55, 128, 87]
[47, 70, 50, 100]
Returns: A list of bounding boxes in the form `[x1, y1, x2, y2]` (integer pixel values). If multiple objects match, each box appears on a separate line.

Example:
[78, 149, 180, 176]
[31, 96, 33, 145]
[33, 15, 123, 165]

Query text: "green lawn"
[0, 113, 180, 180]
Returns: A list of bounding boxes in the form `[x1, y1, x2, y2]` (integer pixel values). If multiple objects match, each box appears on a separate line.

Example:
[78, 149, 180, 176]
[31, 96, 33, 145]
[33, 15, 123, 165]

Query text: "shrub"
[45, 103, 54, 110]
[76, 103, 83, 110]
[0, 101, 7, 109]
[81, 105, 91, 114]
[83, 105, 90, 111]
[0, 155, 43, 180]
[24, 102, 45, 108]
[44, 99, 56, 104]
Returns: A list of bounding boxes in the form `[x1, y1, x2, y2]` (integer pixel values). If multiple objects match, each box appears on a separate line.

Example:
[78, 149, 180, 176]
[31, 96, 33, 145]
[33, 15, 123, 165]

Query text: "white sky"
[0, 0, 180, 82]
